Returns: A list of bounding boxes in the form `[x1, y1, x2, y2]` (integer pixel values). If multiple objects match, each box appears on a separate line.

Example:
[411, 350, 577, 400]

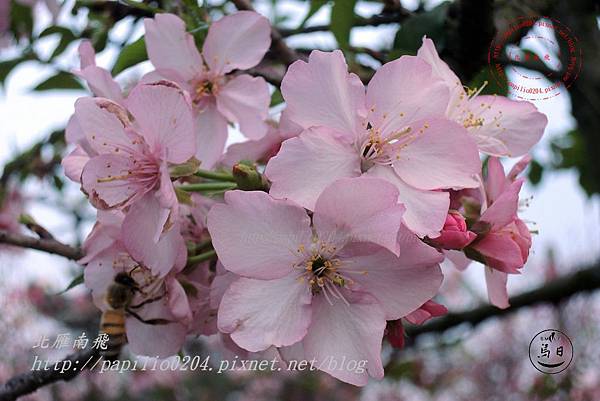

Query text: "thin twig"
[0, 231, 83, 261]
[0, 348, 101, 401]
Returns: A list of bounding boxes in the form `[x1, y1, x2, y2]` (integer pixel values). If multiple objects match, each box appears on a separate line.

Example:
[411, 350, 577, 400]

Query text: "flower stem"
[194, 169, 236, 182]
[186, 249, 217, 266]
[179, 182, 237, 192]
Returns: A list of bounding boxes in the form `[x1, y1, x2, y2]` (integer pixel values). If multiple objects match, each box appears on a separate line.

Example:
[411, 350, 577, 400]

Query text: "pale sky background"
[0, 0, 599, 313]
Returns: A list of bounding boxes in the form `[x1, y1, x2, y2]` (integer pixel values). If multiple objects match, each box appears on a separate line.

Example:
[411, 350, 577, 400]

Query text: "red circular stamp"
[488, 16, 582, 101]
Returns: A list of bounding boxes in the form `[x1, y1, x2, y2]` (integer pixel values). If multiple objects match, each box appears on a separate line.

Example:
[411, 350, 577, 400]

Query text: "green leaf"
[39, 26, 77, 60]
[112, 36, 147, 75]
[392, 1, 450, 57]
[528, 159, 543, 185]
[33, 71, 84, 91]
[57, 273, 84, 294]
[469, 67, 508, 97]
[270, 88, 284, 107]
[330, 0, 357, 50]
[0, 58, 27, 86]
[10, 1, 34, 39]
[299, 0, 329, 28]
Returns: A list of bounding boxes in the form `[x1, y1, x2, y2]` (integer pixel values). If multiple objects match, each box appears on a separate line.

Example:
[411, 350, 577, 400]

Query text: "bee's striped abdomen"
[100, 309, 127, 360]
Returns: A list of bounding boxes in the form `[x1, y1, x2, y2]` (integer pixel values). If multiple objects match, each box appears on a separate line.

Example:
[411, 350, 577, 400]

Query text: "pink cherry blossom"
[144, 12, 272, 169]
[207, 177, 443, 386]
[430, 211, 477, 250]
[417, 37, 548, 157]
[468, 156, 532, 308]
[265, 50, 482, 237]
[76, 81, 194, 209]
[71, 81, 194, 275]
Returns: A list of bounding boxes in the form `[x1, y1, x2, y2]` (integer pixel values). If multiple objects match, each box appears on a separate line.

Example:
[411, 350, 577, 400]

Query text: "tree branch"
[0, 348, 101, 401]
[230, 0, 303, 66]
[0, 231, 83, 261]
[279, 10, 412, 37]
[405, 262, 600, 339]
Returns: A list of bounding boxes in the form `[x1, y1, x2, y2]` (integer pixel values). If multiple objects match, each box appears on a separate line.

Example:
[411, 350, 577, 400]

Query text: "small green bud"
[232, 161, 269, 191]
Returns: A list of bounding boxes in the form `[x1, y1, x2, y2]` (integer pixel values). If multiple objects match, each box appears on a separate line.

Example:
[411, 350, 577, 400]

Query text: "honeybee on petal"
[100, 268, 170, 360]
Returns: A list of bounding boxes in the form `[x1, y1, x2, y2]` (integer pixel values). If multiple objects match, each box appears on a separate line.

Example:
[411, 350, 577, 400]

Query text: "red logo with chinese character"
[488, 16, 582, 101]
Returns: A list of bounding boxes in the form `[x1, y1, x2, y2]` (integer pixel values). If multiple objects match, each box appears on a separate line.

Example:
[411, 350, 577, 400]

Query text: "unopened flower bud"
[430, 211, 476, 250]
[232, 161, 269, 191]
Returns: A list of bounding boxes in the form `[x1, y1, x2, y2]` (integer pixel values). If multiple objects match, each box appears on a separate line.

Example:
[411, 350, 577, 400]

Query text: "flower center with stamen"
[302, 254, 344, 294]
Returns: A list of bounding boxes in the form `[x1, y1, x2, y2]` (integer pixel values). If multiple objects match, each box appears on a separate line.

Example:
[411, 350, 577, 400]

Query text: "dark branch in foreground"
[406, 262, 600, 338]
[0, 231, 83, 261]
[0, 348, 101, 401]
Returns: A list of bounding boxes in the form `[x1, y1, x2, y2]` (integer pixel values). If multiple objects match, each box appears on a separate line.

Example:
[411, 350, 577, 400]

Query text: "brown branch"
[0, 231, 83, 261]
[405, 262, 600, 339]
[230, 0, 303, 66]
[279, 10, 412, 37]
[0, 348, 101, 401]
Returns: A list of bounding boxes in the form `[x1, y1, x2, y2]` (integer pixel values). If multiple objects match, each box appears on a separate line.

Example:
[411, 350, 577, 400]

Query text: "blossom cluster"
[60, 10, 547, 386]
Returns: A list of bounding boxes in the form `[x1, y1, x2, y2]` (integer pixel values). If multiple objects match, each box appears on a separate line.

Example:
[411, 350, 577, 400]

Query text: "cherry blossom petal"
[265, 127, 361, 210]
[218, 273, 312, 352]
[144, 13, 204, 82]
[366, 165, 449, 238]
[485, 157, 508, 204]
[78, 40, 95, 69]
[507, 154, 531, 181]
[62, 145, 89, 183]
[416, 37, 464, 109]
[484, 267, 509, 309]
[216, 74, 269, 140]
[74, 97, 132, 155]
[445, 249, 472, 271]
[340, 245, 443, 320]
[221, 125, 282, 168]
[366, 55, 449, 138]
[126, 300, 187, 358]
[84, 248, 123, 308]
[75, 66, 124, 104]
[313, 177, 404, 255]
[74, 43, 123, 103]
[202, 11, 271, 75]
[126, 82, 196, 163]
[281, 50, 365, 137]
[473, 232, 524, 274]
[391, 118, 481, 190]
[479, 179, 523, 229]
[80, 211, 123, 265]
[466, 95, 547, 157]
[207, 190, 312, 280]
[166, 278, 192, 323]
[122, 193, 186, 277]
[195, 100, 229, 170]
[302, 292, 385, 386]
[81, 154, 144, 209]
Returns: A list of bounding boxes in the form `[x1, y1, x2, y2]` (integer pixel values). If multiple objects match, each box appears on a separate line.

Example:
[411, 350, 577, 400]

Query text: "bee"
[100, 271, 169, 360]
